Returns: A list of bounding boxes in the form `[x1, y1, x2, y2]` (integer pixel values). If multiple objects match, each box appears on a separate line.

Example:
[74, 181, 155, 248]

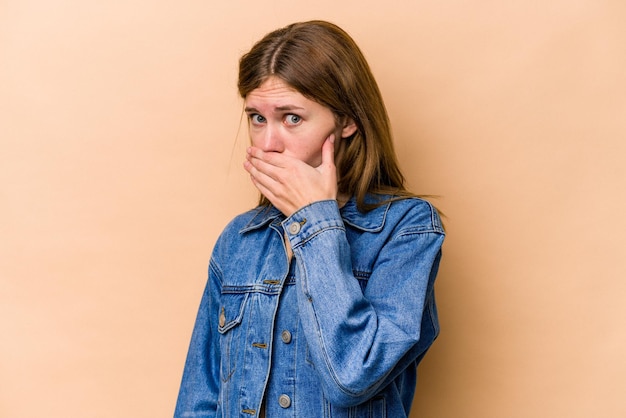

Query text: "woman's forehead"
[245, 77, 313, 109]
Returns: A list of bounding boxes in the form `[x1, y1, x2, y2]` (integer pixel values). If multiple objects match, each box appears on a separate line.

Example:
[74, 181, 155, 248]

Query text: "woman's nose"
[258, 125, 284, 153]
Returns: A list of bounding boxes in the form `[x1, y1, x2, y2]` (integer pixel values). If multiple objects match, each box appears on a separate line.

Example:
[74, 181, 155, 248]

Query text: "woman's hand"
[243, 134, 337, 217]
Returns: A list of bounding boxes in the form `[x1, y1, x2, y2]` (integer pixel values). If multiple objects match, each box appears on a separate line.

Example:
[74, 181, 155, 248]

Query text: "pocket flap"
[217, 292, 248, 334]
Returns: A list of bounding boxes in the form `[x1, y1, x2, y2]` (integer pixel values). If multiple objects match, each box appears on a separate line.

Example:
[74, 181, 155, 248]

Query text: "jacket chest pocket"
[217, 292, 249, 382]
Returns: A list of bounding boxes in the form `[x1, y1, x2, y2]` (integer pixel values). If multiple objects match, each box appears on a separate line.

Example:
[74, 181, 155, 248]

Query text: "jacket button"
[287, 222, 301, 235]
[278, 394, 291, 408]
[281, 330, 292, 344]
[218, 308, 225, 327]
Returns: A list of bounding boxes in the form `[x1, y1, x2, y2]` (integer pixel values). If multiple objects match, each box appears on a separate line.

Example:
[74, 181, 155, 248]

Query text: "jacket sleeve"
[284, 199, 444, 407]
[173, 259, 222, 417]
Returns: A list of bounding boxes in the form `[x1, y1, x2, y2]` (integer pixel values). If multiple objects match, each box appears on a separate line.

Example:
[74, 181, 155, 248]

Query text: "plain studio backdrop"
[1, 1, 625, 417]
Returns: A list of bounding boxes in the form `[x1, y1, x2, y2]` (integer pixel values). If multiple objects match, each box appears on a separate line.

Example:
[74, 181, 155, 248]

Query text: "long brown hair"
[238, 20, 413, 212]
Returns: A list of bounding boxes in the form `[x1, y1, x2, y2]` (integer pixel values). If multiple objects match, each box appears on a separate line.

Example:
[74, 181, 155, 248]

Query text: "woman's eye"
[249, 114, 266, 124]
[285, 114, 302, 125]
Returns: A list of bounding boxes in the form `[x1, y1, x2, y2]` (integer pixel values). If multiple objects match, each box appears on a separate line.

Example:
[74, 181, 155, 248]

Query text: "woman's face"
[244, 76, 354, 167]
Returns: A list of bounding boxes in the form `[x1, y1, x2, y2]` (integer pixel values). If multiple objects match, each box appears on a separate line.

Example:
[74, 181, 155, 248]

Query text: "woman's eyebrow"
[274, 105, 305, 111]
[244, 105, 305, 113]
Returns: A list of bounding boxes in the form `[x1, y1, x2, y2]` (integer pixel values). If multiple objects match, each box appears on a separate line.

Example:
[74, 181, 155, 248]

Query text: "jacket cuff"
[281, 200, 344, 248]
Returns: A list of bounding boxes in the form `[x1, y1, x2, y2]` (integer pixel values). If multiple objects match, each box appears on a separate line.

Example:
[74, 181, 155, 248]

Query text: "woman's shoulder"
[220, 205, 277, 234]
[211, 206, 277, 259]
[344, 194, 444, 234]
[214, 205, 286, 244]
[385, 195, 445, 234]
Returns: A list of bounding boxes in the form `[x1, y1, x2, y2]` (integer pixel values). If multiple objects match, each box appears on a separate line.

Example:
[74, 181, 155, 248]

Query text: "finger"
[247, 146, 287, 168]
[244, 158, 281, 188]
[246, 162, 295, 213]
[248, 171, 273, 199]
[245, 151, 285, 183]
[320, 134, 336, 169]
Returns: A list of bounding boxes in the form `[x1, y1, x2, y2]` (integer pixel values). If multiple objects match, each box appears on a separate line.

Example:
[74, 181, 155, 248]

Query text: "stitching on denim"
[395, 226, 444, 237]
[353, 270, 370, 279]
[292, 225, 345, 249]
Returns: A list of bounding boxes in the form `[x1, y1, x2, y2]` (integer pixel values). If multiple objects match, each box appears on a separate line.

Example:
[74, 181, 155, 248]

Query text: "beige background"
[2, 0, 625, 417]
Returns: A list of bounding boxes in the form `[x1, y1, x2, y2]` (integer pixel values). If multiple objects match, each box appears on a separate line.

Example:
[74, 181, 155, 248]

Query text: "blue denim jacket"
[175, 196, 444, 417]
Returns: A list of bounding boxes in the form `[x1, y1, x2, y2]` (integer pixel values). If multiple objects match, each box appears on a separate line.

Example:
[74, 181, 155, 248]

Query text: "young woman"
[175, 20, 445, 417]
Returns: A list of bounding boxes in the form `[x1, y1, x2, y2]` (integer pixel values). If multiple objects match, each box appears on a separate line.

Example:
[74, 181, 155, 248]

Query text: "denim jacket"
[175, 196, 445, 417]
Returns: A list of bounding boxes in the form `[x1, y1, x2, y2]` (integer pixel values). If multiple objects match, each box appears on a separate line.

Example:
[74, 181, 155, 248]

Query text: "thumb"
[320, 134, 335, 169]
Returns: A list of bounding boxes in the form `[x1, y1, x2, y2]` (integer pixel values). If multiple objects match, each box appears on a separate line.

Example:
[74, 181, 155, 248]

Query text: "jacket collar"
[240, 196, 391, 234]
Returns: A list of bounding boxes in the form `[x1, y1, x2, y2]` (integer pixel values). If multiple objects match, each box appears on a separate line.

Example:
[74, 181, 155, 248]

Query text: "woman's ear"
[340, 118, 358, 139]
